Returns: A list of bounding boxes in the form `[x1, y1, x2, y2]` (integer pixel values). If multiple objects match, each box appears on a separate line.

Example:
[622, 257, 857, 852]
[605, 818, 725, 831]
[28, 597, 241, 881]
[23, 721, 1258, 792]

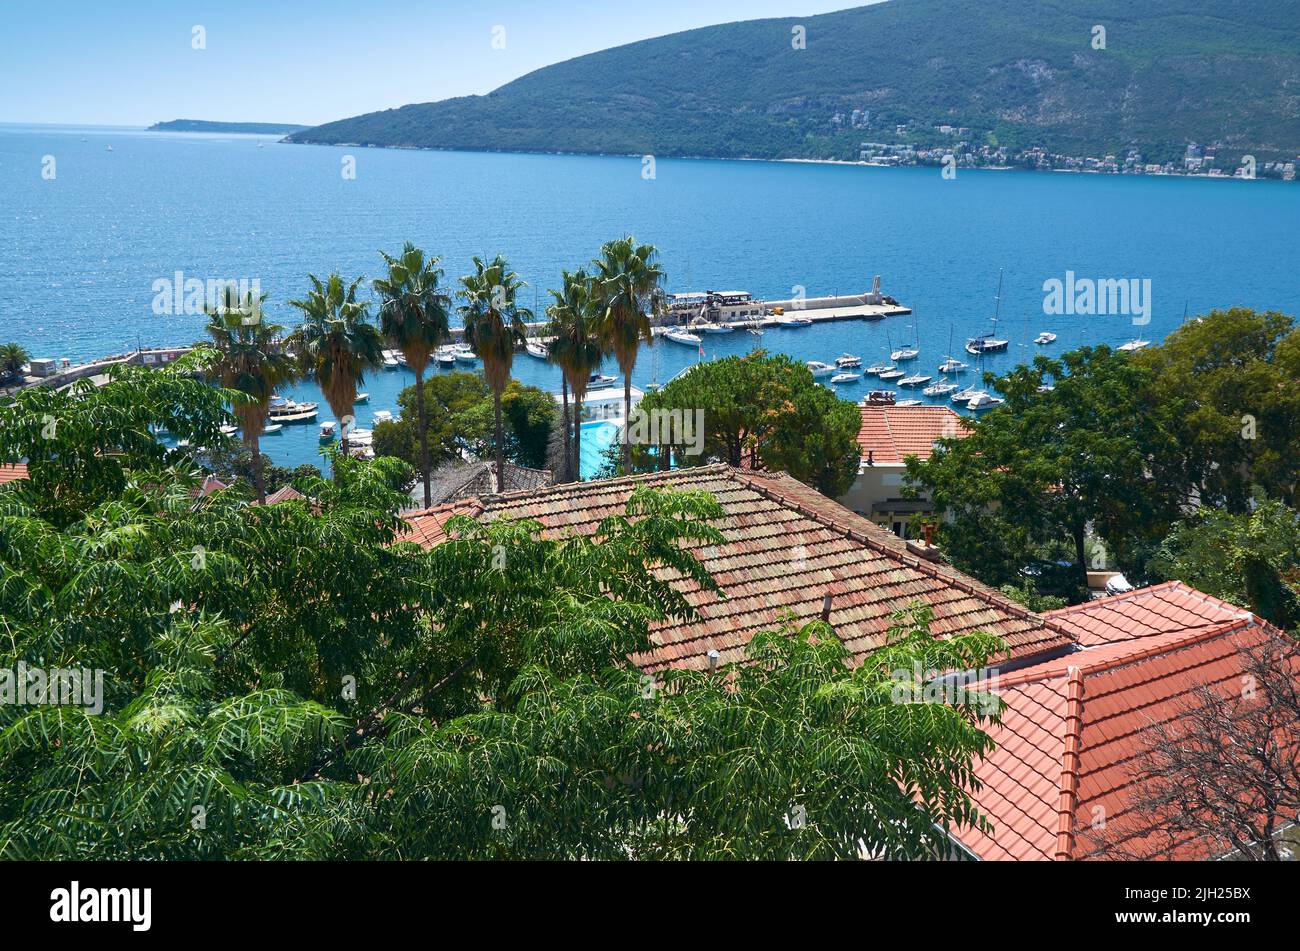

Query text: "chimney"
[906, 522, 943, 562]
[821, 591, 833, 622]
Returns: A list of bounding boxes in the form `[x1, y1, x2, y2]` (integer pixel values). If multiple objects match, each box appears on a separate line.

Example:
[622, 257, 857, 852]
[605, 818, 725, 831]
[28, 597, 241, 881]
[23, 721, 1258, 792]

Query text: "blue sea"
[3, 123, 1298, 470]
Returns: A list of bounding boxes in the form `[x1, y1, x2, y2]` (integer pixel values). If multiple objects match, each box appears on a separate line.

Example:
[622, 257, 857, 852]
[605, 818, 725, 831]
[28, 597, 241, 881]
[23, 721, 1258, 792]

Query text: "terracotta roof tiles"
[857, 404, 967, 465]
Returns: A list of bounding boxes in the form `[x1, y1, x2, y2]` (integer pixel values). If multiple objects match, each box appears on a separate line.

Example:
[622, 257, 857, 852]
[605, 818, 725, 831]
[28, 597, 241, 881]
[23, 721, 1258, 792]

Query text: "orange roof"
[261, 484, 306, 505]
[401, 465, 1070, 672]
[954, 583, 1286, 861]
[0, 463, 29, 486]
[857, 404, 967, 465]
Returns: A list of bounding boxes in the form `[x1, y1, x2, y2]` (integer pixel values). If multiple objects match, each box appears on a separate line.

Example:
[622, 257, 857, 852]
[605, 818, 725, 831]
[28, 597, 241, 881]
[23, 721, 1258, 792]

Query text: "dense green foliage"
[635, 351, 862, 497]
[289, 0, 1300, 166]
[0, 365, 1007, 858]
[149, 120, 309, 134]
[373, 374, 557, 474]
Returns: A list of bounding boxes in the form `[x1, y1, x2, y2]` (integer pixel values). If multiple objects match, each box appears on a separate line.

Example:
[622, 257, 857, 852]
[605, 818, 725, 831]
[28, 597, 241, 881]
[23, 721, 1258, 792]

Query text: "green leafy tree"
[0, 343, 29, 382]
[371, 372, 492, 471]
[1150, 500, 1300, 631]
[458, 256, 531, 492]
[0, 373, 1009, 859]
[288, 273, 384, 459]
[546, 269, 604, 481]
[1135, 308, 1300, 510]
[637, 350, 861, 497]
[203, 286, 298, 502]
[593, 236, 665, 471]
[907, 346, 1184, 598]
[374, 243, 452, 507]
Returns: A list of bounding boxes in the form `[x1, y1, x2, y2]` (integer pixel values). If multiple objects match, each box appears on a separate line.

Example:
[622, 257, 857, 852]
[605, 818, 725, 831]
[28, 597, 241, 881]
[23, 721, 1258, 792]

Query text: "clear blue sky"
[0, 1, 867, 126]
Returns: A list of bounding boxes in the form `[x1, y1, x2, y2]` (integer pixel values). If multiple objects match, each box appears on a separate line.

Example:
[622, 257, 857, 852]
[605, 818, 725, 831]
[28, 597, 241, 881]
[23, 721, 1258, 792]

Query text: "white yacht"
[836, 353, 862, 369]
[891, 346, 920, 362]
[1034, 331, 1057, 345]
[1118, 339, 1151, 352]
[899, 374, 932, 388]
[966, 392, 1005, 412]
[923, 380, 958, 397]
[830, 372, 861, 384]
[866, 362, 897, 376]
[938, 357, 968, 374]
[662, 329, 703, 347]
[806, 361, 837, 378]
[525, 340, 550, 360]
[877, 368, 906, 381]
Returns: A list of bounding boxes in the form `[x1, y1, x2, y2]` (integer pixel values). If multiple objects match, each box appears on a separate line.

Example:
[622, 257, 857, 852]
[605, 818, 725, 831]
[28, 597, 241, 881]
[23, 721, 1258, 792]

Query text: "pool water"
[578, 420, 621, 480]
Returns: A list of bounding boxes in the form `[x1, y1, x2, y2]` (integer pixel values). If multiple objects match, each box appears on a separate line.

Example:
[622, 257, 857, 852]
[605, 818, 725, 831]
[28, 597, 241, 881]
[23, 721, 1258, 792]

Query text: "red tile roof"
[954, 583, 1286, 861]
[857, 404, 967, 465]
[0, 463, 29, 486]
[261, 484, 305, 505]
[401, 464, 1070, 672]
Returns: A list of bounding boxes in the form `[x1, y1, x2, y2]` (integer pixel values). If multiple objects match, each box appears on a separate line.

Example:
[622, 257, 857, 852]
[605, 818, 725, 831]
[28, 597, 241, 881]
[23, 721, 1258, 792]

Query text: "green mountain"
[150, 119, 309, 134]
[287, 0, 1300, 165]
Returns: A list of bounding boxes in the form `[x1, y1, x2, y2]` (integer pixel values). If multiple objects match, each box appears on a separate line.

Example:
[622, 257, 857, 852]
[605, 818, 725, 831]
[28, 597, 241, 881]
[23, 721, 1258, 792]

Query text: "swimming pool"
[578, 420, 621, 480]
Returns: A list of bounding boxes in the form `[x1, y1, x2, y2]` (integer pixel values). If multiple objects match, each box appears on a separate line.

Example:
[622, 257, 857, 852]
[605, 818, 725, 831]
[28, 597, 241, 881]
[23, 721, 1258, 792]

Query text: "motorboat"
[262, 423, 283, 435]
[950, 387, 979, 404]
[383, 351, 401, 369]
[865, 390, 896, 405]
[891, 346, 919, 362]
[434, 347, 456, 367]
[454, 345, 478, 363]
[898, 374, 932, 387]
[806, 361, 836, 378]
[1034, 332, 1057, 345]
[319, 421, 336, 443]
[372, 410, 393, 425]
[355, 392, 370, 404]
[835, 353, 862, 369]
[895, 399, 923, 406]
[830, 372, 861, 384]
[774, 315, 811, 327]
[1118, 339, 1150, 352]
[866, 362, 896, 376]
[966, 392, 1005, 412]
[525, 340, 550, 359]
[269, 400, 318, 424]
[588, 372, 617, 389]
[922, 380, 958, 397]
[696, 323, 733, 334]
[877, 368, 906, 381]
[938, 357, 968, 374]
[662, 329, 702, 347]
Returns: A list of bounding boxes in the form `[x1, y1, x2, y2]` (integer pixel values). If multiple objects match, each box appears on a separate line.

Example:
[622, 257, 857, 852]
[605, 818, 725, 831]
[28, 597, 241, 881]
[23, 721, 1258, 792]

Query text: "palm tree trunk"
[622, 373, 632, 473]
[573, 393, 583, 482]
[494, 388, 505, 493]
[415, 366, 431, 507]
[560, 376, 572, 482]
[251, 435, 266, 503]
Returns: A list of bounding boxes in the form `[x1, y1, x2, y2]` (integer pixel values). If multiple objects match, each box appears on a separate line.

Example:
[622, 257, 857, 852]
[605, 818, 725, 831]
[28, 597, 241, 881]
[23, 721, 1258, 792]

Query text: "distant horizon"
[0, 1, 871, 127]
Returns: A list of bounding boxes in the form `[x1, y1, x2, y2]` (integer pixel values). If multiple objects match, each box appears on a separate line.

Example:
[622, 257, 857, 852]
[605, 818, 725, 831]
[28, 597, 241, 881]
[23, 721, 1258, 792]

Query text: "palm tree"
[545, 269, 603, 482]
[457, 255, 531, 493]
[287, 274, 384, 462]
[374, 243, 451, 508]
[592, 237, 665, 471]
[0, 342, 29, 379]
[203, 288, 297, 502]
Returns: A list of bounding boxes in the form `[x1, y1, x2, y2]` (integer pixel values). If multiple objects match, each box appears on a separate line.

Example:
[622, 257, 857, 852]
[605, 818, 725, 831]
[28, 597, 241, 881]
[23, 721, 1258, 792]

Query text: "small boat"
[696, 323, 733, 334]
[774, 315, 812, 327]
[1036, 384, 1056, 394]
[319, 422, 336, 443]
[922, 380, 958, 397]
[895, 399, 923, 407]
[434, 347, 456, 367]
[355, 392, 370, 404]
[966, 392, 1005, 412]
[346, 427, 374, 445]
[219, 424, 239, 436]
[269, 400, 319, 423]
[938, 357, 968, 374]
[865, 362, 897, 376]
[966, 333, 1009, 356]
[662, 329, 703, 347]
[454, 345, 478, 363]
[951, 387, 979, 404]
[588, 372, 617, 389]
[1118, 339, 1150, 352]
[262, 423, 283, 435]
[1034, 332, 1057, 345]
[866, 390, 896, 405]
[372, 410, 393, 424]
[891, 347, 920, 362]
[899, 374, 932, 388]
[383, 350, 401, 369]
[835, 353, 862, 369]
[806, 361, 836, 378]
[106, 144, 113, 152]
[525, 340, 550, 359]
[396, 352, 408, 366]
[877, 368, 906, 381]
[830, 372, 862, 384]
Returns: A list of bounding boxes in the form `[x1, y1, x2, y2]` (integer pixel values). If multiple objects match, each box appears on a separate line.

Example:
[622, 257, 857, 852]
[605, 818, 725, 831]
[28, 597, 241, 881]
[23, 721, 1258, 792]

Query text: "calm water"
[3, 123, 1298, 470]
